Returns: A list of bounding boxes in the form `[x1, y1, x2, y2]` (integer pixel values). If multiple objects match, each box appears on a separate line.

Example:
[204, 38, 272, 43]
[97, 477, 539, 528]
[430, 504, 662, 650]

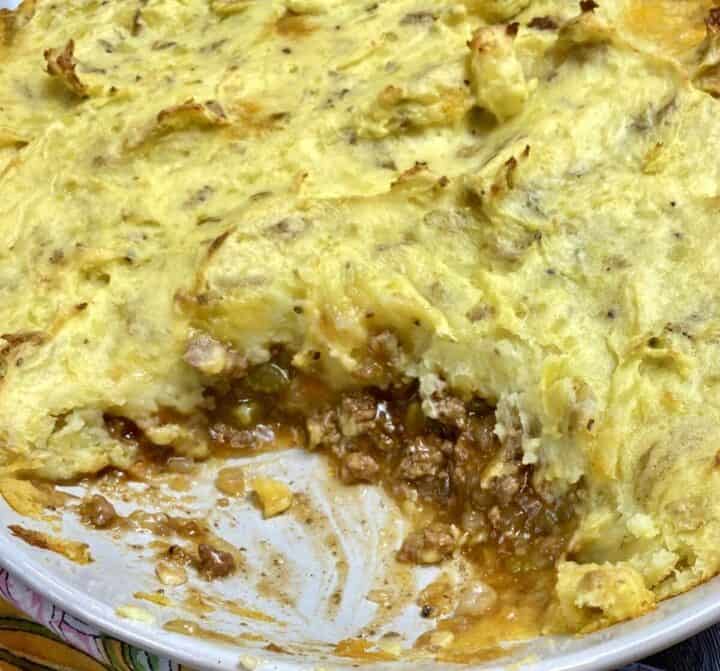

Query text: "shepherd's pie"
[2, 0, 720, 641]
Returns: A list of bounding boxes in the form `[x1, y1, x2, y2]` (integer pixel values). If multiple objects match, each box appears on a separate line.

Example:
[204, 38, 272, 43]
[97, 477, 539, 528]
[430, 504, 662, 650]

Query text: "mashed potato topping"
[2, 0, 720, 636]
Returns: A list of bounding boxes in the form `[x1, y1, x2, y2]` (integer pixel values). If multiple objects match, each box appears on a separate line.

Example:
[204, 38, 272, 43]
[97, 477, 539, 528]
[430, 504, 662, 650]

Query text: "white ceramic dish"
[2, 0, 719, 667]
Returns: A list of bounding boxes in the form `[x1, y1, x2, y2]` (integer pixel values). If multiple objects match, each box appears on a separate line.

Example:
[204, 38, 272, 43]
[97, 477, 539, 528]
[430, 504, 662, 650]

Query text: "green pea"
[246, 362, 290, 393]
[232, 400, 263, 427]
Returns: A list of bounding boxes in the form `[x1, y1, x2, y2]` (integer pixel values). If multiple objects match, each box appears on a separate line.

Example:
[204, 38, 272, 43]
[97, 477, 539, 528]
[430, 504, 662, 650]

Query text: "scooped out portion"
[3, 0, 720, 647]
[206, 349, 582, 622]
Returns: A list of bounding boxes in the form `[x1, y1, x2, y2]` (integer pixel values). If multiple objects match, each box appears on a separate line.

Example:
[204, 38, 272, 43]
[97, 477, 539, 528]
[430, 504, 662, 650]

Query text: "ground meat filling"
[302, 387, 578, 571]
[197, 543, 236, 579]
[340, 452, 380, 483]
[398, 522, 460, 564]
[113, 346, 580, 584]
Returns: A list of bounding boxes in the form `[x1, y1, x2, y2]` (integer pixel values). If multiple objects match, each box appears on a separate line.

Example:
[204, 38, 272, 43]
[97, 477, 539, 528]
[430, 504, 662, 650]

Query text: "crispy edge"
[9, 524, 93, 564]
[43, 39, 89, 98]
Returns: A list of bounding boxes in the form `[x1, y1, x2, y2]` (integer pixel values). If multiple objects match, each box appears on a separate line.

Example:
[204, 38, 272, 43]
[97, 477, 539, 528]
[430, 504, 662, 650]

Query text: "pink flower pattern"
[0, 568, 180, 670]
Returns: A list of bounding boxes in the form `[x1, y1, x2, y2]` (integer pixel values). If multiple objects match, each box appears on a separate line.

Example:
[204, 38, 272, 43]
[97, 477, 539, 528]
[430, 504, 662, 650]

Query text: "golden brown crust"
[123, 99, 230, 151]
[692, 7, 720, 97]
[43, 40, 89, 98]
[156, 99, 229, 128]
[0, 0, 36, 46]
[0, 10, 13, 46]
[708, 7, 720, 33]
[9, 524, 93, 564]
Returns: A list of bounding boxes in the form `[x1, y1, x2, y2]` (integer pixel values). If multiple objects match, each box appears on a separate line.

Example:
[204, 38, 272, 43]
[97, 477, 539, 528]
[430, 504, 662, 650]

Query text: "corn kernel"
[251, 477, 293, 518]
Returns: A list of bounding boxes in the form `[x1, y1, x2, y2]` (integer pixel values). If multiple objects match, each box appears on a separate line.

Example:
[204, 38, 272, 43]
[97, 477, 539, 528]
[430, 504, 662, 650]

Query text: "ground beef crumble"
[195, 350, 581, 577]
[299, 383, 578, 569]
[397, 522, 459, 564]
[340, 452, 380, 483]
[197, 543, 236, 579]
